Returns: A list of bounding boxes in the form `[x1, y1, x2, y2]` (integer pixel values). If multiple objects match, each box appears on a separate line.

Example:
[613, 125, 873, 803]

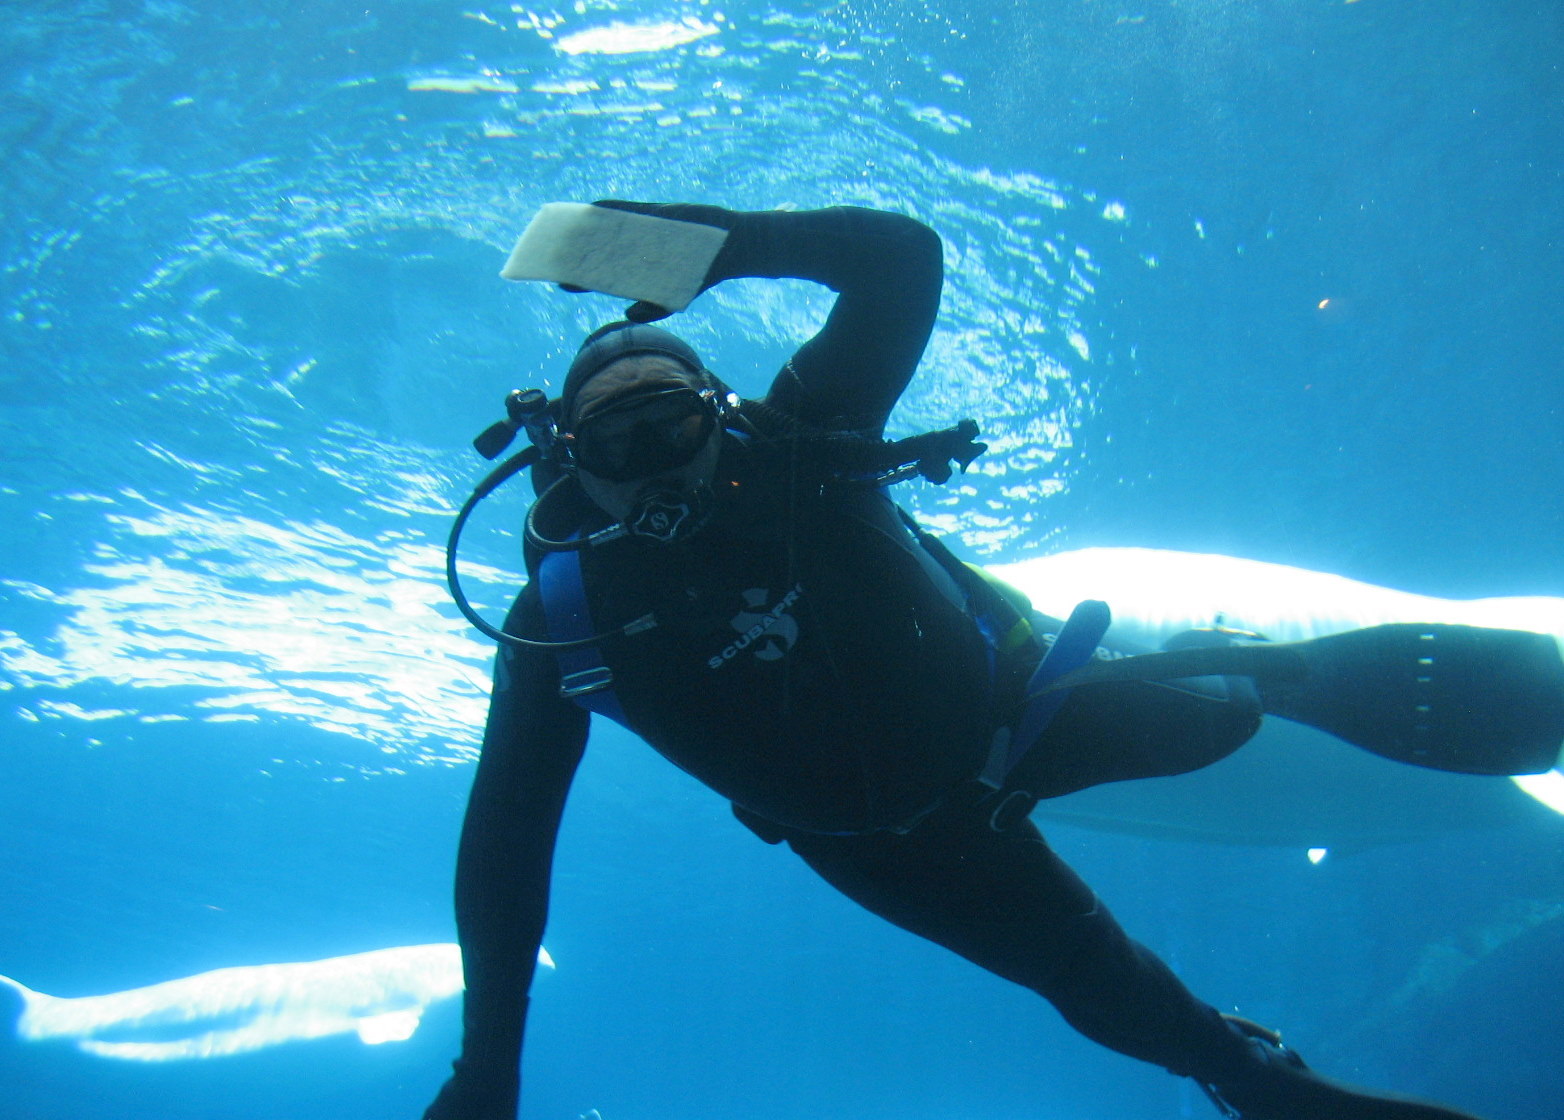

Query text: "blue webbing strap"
[535, 548, 632, 727]
[979, 599, 1112, 789]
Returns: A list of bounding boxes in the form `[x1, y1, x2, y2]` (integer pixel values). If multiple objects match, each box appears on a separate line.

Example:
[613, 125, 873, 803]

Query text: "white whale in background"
[991, 547, 1564, 648]
[989, 548, 1564, 848]
[1, 943, 554, 1061]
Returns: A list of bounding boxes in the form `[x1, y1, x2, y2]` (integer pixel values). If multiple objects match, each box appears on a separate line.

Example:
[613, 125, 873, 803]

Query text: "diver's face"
[570, 355, 723, 522]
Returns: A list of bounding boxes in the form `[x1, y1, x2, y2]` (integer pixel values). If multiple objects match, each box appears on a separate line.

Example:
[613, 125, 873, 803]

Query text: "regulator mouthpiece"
[626, 486, 712, 544]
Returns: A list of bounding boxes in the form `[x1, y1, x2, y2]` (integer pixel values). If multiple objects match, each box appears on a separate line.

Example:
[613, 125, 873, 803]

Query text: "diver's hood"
[561, 322, 706, 421]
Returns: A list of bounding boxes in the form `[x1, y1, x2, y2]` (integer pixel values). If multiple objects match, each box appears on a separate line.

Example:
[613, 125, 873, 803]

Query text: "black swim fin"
[1252, 624, 1564, 776]
[1049, 624, 1564, 777]
[1202, 1014, 1487, 1120]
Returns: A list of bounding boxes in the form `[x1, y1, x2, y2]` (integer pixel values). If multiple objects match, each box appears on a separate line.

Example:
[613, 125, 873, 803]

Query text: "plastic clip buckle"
[559, 667, 614, 698]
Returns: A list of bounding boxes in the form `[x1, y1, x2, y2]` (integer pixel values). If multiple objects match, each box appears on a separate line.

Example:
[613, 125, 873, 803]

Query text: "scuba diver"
[423, 201, 1564, 1120]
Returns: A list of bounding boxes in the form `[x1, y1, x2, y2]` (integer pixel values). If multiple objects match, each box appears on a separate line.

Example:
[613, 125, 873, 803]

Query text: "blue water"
[2, 1, 1561, 1118]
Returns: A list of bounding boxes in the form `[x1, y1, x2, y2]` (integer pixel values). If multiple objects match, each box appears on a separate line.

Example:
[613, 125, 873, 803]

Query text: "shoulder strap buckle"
[559, 666, 615, 699]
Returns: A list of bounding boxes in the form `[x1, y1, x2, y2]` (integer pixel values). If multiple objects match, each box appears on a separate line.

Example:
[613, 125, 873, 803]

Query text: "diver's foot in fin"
[1256, 623, 1564, 776]
[1053, 623, 1564, 776]
[1202, 1015, 1486, 1120]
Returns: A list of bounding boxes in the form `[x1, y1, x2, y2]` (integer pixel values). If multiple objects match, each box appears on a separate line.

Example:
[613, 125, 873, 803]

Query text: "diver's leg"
[785, 808, 1249, 1079]
[1007, 671, 1262, 801]
[783, 807, 1485, 1120]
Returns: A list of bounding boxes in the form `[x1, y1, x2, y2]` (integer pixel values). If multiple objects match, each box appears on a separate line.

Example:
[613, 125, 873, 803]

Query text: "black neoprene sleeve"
[593, 201, 945, 434]
[428, 589, 587, 1117]
[733, 207, 942, 434]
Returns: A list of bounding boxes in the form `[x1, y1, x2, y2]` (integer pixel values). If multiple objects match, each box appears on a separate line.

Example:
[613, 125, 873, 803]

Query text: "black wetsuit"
[434, 205, 1267, 1117]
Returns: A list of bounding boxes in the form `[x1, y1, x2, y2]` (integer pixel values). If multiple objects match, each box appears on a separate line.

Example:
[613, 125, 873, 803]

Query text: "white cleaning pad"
[500, 202, 729, 311]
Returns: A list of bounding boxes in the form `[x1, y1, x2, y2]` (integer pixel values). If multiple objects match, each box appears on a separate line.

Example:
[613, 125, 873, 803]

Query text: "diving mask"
[564, 385, 721, 482]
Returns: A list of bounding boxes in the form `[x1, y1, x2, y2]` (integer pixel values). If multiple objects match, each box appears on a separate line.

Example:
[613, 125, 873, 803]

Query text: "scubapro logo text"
[706, 584, 804, 670]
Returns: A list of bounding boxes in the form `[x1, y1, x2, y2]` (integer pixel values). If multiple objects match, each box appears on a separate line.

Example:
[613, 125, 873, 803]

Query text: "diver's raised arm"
[744, 206, 942, 435]
[423, 591, 588, 1120]
[570, 201, 944, 434]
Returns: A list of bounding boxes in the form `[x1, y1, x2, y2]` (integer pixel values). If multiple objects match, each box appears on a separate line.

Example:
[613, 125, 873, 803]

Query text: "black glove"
[421, 998, 526, 1120]
[420, 1061, 519, 1120]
